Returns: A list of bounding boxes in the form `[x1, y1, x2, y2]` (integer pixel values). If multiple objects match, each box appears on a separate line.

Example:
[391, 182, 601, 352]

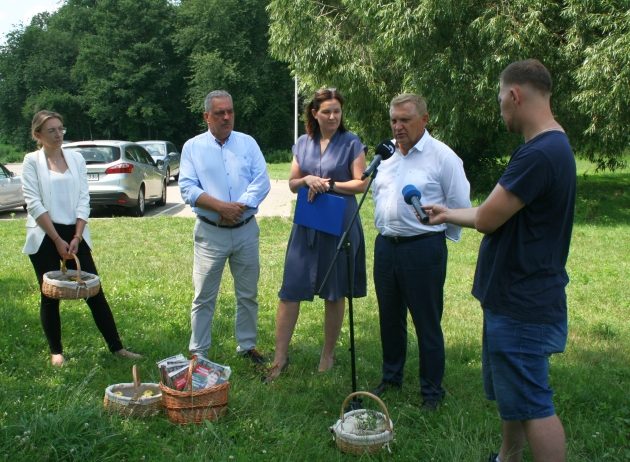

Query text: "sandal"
[318, 354, 335, 373]
[51, 354, 65, 367]
[262, 357, 290, 384]
[115, 348, 143, 360]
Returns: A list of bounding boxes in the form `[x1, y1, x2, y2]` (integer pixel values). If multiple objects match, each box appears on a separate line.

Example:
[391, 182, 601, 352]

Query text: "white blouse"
[48, 169, 76, 225]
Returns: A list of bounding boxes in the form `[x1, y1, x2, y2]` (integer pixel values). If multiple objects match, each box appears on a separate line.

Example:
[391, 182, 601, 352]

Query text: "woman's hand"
[53, 236, 71, 259]
[304, 175, 330, 202]
[68, 237, 81, 256]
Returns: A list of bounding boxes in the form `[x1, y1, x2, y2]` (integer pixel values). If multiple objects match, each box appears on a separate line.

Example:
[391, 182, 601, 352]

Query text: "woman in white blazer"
[23, 110, 141, 367]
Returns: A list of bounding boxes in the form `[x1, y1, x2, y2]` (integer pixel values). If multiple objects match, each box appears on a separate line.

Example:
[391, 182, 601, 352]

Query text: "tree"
[267, 0, 629, 172]
[72, 0, 190, 143]
[0, 0, 192, 149]
[0, 13, 80, 148]
[175, 0, 294, 151]
[563, 1, 630, 169]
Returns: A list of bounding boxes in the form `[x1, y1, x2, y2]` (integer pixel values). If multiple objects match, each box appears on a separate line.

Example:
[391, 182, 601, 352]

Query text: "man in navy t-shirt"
[424, 59, 575, 462]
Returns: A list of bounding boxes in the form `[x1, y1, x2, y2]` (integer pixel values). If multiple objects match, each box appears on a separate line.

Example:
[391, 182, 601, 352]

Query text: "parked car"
[0, 162, 26, 212]
[136, 140, 181, 183]
[62, 141, 167, 217]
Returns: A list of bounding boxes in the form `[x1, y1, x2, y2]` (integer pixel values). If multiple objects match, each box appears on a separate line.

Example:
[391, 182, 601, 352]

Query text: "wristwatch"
[328, 180, 335, 192]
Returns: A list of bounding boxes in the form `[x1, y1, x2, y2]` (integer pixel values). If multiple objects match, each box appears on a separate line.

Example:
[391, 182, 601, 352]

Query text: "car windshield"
[65, 146, 121, 164]
[140, 143, 166, 157]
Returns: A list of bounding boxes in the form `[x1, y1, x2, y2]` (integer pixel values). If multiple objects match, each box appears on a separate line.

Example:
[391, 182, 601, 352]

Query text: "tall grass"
[0, 162, 628, 461]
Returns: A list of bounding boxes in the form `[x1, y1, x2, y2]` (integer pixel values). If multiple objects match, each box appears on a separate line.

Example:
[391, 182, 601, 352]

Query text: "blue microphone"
[402, 185, 430, 224]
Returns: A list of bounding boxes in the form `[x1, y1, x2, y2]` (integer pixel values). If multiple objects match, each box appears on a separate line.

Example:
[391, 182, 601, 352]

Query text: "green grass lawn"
[0, 162, 628, 461]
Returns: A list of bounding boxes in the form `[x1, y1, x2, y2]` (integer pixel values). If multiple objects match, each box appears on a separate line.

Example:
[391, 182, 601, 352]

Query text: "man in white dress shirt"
[370, 94, 471, 410]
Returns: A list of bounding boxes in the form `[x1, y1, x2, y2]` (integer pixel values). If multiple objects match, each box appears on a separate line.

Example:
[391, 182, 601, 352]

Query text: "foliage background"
[0, 0, 294, 153]
[267, 0, 629, 170]
[1, 0, 627, 173]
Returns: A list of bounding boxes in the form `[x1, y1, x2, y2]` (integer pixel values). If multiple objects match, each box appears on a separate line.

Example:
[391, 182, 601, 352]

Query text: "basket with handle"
[103, 365, 162, 418]
[330, 391, 394, 455]
[159, 357, 230, 425]
[42, 253, 100, 299]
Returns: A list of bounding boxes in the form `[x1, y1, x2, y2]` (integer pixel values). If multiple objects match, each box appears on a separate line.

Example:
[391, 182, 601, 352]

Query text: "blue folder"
[293, 187, 347, 236]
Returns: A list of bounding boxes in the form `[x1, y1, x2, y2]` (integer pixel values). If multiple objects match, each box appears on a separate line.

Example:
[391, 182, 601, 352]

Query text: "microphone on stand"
[361, 140, 395, 180]
[402, 184, 430, 224]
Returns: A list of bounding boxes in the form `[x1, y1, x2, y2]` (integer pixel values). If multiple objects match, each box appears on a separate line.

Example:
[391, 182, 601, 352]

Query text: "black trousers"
[28, 223, 123, 355]
[373, 232, 447, 401]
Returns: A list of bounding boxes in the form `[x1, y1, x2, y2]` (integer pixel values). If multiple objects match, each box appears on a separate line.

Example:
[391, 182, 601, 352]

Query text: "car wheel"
[132, 186, 145, 217]
[156, 180, 167, 206]
[173, 172, 179, 182]
[166, 167, 171, 183]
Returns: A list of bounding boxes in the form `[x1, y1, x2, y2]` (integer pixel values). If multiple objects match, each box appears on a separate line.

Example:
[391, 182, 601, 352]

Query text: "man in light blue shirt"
[179, 90, 270, 365]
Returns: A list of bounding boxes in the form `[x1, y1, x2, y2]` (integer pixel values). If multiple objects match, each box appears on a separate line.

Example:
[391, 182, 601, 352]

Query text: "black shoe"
[371, 381, 401, 397]
[487, 453, 499, 462]
[240, 348, 267, 366]
[420, 399, 441, 412]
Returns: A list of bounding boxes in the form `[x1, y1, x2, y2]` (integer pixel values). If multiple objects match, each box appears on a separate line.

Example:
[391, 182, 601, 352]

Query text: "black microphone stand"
[318, 169, 378, 412]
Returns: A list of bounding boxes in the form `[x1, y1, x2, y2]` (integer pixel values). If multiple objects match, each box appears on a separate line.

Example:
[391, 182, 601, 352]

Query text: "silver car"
[62, 140, 167, 217]
[137, 140, 181, 183]
[0, 162, 26, 212]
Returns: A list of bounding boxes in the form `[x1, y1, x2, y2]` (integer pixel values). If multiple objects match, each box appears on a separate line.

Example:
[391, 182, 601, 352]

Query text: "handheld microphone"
[361, 140, 395, 180]
[402, 184, 430, 224]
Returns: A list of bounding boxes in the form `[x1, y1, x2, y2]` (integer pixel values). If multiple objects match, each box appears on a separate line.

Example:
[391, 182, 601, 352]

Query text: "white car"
[63, 140, 167, 217]
[0, 163, 26, 212]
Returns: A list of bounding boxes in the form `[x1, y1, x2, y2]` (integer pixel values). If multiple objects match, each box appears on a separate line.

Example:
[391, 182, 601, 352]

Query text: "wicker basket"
[330, 391, 394, 455]
[103, 365, 162, 417]
[42, 254, 100, 299]
[160, 359, 230, 425]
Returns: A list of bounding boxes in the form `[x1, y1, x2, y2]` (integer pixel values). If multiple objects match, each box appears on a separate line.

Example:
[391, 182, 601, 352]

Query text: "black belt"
[198, 215, 253, 229]
[379, 231, 443, 244]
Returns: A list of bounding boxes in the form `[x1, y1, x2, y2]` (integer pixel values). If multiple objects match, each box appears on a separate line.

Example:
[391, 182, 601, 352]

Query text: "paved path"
[1, 163, 293, 219]
[153, 178, 292, 218]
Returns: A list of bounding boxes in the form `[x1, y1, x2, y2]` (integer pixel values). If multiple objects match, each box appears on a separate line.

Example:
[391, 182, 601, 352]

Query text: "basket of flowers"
[42, 254, 100, 299]
[330, 391, 394, 455]
[103, 365, 162, 417]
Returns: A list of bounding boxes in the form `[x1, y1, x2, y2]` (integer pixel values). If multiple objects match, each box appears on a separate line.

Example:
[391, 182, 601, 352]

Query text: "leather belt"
[198, 215, 253, 229]
[379, 231, 443, 244]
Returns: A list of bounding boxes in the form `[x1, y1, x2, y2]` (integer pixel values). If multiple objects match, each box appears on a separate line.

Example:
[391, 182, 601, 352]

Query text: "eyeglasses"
[45, 127, 67, 135]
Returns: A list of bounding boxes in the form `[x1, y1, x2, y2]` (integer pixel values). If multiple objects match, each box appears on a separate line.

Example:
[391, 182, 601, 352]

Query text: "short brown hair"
[31, 110, 64, 147]
[500, 59, 552, 94]
[304, 87, 346, 137]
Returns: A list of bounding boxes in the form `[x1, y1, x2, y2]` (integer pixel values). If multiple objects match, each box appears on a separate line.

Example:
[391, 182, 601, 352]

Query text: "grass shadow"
[574, 173, 629, 225]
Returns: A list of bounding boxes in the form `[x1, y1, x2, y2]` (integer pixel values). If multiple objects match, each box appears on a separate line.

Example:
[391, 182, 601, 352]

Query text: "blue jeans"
[482, 309, 567, 420]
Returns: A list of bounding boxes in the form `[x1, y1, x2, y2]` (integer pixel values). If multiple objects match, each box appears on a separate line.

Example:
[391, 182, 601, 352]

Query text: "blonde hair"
[31, 110, 64, 147]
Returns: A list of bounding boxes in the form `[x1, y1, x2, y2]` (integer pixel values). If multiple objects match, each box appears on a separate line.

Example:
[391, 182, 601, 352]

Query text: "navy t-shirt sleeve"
[499, 146, 551, 205]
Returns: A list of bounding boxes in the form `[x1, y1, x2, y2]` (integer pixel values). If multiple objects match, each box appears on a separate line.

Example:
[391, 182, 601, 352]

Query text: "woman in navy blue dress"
[265, 88, 368, 381]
